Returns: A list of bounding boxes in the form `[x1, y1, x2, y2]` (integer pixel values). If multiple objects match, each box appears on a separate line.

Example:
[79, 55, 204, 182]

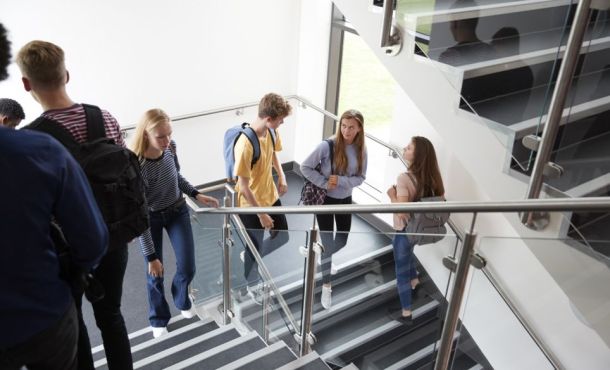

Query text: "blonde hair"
[258, 93, 292, 119]
[16, 40, 66, 90]
[130, 108, 171, 158]
[334, 109, 366, 176]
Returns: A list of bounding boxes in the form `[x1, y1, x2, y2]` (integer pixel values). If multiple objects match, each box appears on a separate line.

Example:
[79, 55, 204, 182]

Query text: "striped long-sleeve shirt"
[42, 103, 125, 147]
[139, 141, 198, 261]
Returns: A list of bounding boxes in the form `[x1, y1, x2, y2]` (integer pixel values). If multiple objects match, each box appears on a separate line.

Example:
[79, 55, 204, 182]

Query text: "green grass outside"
[337, 32, 397, 133]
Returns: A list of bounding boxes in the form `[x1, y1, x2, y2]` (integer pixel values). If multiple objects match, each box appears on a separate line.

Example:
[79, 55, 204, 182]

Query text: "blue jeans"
[146, 203, 195, 328]
[392, 232, 417, 310]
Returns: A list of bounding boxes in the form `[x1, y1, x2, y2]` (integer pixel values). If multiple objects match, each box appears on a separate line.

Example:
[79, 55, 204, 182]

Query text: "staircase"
[92, 314, 331, 369]
[331, 0, 610, 368]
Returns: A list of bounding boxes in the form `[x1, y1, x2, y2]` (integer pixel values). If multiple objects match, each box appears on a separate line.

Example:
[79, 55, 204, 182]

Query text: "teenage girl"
[131, 108, 219, 337]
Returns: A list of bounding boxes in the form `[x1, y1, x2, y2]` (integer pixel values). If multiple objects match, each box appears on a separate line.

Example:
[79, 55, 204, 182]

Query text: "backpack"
[405, 173, 449, 245]
[28, 104, 149, 250]
[223, 122, 276, 182]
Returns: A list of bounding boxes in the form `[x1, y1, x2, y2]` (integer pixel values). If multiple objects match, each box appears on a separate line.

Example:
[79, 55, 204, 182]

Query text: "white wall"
[0, 0, 301, 125]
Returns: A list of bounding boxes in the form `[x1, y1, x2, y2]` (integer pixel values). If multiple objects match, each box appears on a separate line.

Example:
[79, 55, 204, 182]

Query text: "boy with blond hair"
[234, 93, 292, 303]
[17, 40, 132, 370]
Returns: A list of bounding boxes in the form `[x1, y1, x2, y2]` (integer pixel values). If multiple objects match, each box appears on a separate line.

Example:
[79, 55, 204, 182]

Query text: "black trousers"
[75, 246, 133, 370]
[316, 195, 353, 284]
[0, 303, 78, 370]
[239, 199, 289, 285]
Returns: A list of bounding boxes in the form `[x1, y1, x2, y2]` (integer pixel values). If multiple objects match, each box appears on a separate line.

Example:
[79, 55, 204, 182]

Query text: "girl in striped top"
[130, 109, 219, 338]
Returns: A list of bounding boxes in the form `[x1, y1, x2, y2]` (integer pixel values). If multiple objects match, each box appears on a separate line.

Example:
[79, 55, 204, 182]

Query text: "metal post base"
[521, 211, 551, 230]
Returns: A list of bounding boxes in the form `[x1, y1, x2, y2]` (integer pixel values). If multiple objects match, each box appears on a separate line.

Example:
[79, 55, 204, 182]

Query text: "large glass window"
[337, 31, 398, 141]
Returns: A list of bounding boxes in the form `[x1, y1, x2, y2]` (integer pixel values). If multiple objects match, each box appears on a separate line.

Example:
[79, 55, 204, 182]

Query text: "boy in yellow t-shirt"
[234, 93, 292, 304]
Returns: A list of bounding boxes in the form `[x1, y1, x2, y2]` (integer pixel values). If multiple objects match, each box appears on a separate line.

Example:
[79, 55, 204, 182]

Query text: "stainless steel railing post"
[262, 282, 270, 343]
[299, 228, 319, 356]
[434, 217, 478, 370]
[522, 0, 592, 227]
[221, 193, 233, 325]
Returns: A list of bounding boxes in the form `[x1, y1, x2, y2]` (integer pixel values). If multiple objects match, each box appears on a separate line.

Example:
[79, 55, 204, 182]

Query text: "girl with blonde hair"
[131, 108, 219, 338]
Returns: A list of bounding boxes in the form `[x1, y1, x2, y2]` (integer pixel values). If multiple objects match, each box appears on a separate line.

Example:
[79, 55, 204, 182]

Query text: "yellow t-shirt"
[234, 129, 283, 207]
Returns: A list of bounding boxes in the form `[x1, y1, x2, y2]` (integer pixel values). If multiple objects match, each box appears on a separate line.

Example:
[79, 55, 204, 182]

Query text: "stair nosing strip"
[319, 299, 439, 360]
[215, 341, 290, 370]
[236, 244, 394, 313]
[269, 280, 397, 339]
[163, 332, 259, 370]
[131, 324, 237, 369]
[93, 319, 214, 368]
[275, 351, 324, 370]
[385, 332, 461, 370]
[91, 314, 190, 355]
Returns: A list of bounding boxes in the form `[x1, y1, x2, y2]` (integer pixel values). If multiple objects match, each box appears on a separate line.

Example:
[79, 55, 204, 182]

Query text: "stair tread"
[216, 341, 296, 370]
[134, 325, 241, 370]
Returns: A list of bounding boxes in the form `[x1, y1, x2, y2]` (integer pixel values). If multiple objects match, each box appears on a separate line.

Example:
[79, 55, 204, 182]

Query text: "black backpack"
[28, 104, 149, 250]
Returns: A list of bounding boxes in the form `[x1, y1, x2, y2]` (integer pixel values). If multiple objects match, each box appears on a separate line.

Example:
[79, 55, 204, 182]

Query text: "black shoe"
[387, 308, 413, 326]
[397, 314, 413, 326]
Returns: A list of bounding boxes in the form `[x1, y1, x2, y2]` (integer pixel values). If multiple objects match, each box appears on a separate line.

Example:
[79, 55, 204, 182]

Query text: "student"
[234, 93, 292, 304]
[0, 23, 106, 370]
[16, 40, 132, 370]
[300, 109, 368, 309]
[0, 98, 25, 128]
[387, 136, 445, 323]
[130, 108, 219, 338]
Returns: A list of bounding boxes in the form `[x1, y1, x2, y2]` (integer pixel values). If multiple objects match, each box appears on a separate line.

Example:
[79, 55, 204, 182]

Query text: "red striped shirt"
[42, 104, 125, 147]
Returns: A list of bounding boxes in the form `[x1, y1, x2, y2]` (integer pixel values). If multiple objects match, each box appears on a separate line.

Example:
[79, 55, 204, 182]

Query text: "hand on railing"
[195, 193, 220, 208]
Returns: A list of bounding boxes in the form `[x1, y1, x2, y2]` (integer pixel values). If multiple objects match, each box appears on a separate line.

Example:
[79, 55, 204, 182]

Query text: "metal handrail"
[119, 95, 408, 168]
[186, 184, 301, 337]
[229, 214, 301, 336]
[187, 197, 610, 215]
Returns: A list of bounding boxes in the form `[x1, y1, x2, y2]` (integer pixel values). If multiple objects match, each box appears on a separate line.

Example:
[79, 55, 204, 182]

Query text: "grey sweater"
[300, 139, 367, 199]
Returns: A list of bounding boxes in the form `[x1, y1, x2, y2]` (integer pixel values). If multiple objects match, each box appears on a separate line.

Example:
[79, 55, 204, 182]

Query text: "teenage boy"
[16, 40, 133, 370]
[0, 98, 25, 128]
[234, 92, 292, 303]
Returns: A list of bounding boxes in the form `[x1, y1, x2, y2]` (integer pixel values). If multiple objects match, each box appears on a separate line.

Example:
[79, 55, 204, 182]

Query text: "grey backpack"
[405, 173, 449, 245]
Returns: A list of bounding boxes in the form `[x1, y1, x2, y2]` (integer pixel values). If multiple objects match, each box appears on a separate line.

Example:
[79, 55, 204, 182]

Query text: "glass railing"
[312, 228, 460, 368]
[470, 234, 610, 369]
[395, 0, 576, 173]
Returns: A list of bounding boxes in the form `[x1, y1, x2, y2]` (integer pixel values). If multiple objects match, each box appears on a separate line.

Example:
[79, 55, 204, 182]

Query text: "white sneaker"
[181, 306, 196, 319]
[151, 326, 168, 338]
[330, 263, 338, 275]
[239, 250, 245, 263]
[321, 285, 332, 309]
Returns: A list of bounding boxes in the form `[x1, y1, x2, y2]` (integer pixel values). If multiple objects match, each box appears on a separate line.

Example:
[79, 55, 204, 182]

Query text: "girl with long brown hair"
[300, 109, 368, 309]
[387, 136, 444, 323]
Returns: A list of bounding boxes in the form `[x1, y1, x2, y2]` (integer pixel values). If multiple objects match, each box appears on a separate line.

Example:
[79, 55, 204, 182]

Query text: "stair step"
[275, 351, 332, 370]
[133, 325, 241, 369]
[95, 319, 219, 368]
[164, 332, 266, 370]
[92, 315, 204, 362]
[318, 298, 440, 365]
[216, 341, 296, 370]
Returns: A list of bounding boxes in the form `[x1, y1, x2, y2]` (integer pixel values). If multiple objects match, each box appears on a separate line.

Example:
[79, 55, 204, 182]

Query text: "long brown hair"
[334, 109, 366, 176]
[409, 136, 444, 198]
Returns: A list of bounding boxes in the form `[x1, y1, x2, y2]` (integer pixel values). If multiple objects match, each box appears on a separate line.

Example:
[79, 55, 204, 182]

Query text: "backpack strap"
[268, 128, 277, 151]
[27, 116, 80, 153]
[82, 104, 106, 142]
[324, 139, 334, 173]
[240, 123, 261, 169]
[169, 140, 180, 171]
[406, 172, 422, 201]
